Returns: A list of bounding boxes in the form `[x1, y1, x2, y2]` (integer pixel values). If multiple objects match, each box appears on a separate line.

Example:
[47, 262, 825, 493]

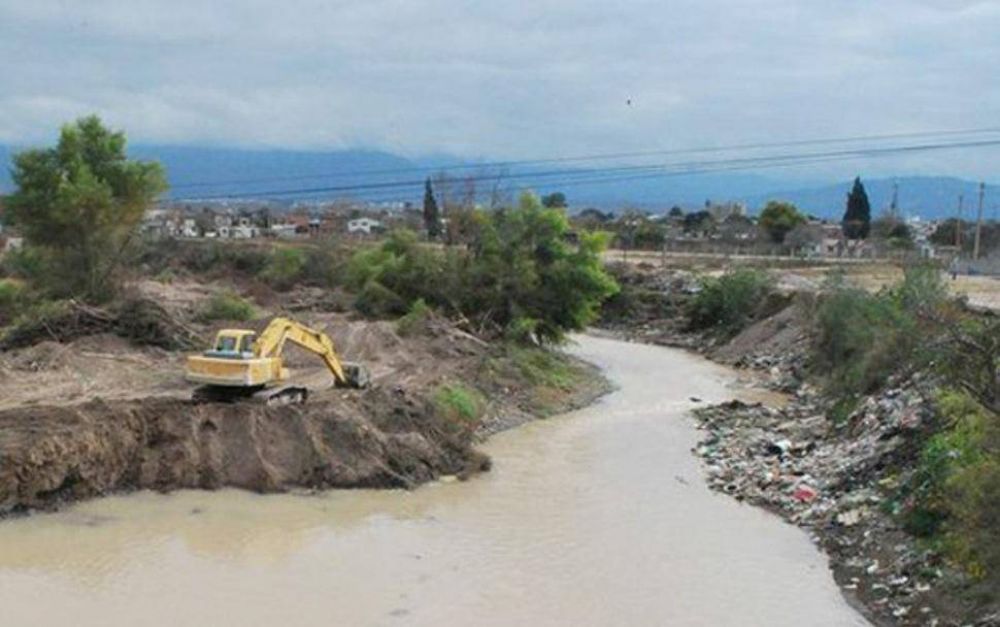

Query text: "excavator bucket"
[339, 362, 371, 389]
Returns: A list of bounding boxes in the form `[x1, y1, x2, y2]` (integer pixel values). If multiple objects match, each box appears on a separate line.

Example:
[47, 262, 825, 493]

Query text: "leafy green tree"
[842, 177, 872, 240]
[6, 116, 167, 301]
[683, 210, 715, 235]
[668, 206, 684, 218]
[350, 193, 619, 343]
[541, 192, 567, 208]
[872, 216, 914, 249]
[464, 192, 618, 342]
[758, 200, 806, 243]
[422, 177, 441, 239]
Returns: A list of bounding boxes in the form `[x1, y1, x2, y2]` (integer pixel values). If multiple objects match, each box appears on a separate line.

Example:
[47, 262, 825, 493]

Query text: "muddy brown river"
[0, 335, 867, 626]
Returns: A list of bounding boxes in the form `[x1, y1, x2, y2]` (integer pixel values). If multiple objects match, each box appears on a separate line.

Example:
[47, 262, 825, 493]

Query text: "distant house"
[269, 223, 301, 239]
[178, 218, 198, 238]
[347, 218, 383, 235]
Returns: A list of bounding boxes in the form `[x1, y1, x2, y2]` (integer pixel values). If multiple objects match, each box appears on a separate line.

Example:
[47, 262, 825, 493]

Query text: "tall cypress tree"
[842, 177, 871, 240]
[423, 177, 441, 239]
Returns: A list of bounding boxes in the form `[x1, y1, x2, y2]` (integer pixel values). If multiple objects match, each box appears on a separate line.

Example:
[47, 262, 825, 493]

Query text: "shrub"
[0, 279, 24, 326]
[0, 246, 46, 281]
[433, 383, 485, 426]
[226, 246, 269, 275]
[197, 291, 256, 322]
[687, 269, 773, 334]
[301, 240, 348, 287]
[902, 391, 1000, 581]
[935, 315, 999, 414]
[396, 298, 431, 336]
[260, 247, 306, 290]
[811, 266, 945, 396]
[347, 229, 451, 311]
[346, 193, 618, 344]
[354, 280, 406, 318]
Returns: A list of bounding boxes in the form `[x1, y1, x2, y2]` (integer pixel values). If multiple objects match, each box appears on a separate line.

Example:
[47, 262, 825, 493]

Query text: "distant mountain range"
[748, 177, 993, 221]
[1, 144, 994, 221]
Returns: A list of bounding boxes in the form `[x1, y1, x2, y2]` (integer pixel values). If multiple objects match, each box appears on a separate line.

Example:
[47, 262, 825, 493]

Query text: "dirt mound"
[711, 302, 810, 366]
[0, 390, 487, 515]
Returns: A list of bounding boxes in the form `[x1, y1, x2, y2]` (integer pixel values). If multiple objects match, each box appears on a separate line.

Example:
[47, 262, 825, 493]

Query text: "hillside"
[1, 144, 992, 220]
[748, 176, 995, 221]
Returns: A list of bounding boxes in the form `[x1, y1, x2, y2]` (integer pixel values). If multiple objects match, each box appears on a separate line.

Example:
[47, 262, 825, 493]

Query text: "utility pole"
[972, 182, 985, 260]
[955, 194, 964, 250]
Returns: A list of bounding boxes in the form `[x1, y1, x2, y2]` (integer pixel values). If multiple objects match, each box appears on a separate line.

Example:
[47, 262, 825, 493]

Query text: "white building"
[347, 218, 383, 235]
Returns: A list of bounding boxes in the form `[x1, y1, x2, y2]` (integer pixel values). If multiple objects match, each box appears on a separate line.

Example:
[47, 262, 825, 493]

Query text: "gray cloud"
[1, 0, 998, 179]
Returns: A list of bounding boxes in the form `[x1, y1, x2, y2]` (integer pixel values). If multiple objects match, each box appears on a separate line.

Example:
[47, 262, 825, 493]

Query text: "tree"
[422, 177, 441, 239]
[668, 206, 684, 218]
[349, 193, 619, 343]
[683, 210, 715, 235]
[6, 115, 167, 301]
[872, 215, 914, 249]
[541, 192, 567, 208]
[465, 192, 618, 342]
[842, 177, 872, 240]
[758, 200, 806, 243]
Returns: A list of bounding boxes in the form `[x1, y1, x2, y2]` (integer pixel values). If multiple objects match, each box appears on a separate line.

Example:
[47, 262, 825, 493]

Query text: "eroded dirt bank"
[0, 393, 488, 513]
[0, 296, 610, 515]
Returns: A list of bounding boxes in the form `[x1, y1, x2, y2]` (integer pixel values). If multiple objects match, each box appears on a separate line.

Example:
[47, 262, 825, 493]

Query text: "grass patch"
[508, 345, 579, 390]
[197, 291, 256, 322]
[433, 383, 485, 425]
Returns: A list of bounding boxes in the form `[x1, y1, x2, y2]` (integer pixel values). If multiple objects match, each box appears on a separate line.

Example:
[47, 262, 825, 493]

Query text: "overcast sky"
[1, 0, 998, 179]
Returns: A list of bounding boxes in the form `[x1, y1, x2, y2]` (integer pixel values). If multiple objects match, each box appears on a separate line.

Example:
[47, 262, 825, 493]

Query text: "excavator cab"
[207, 330, 257, 358]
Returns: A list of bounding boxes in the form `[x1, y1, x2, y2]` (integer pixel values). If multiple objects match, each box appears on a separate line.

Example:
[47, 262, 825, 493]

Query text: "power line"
[166, 137, 1000, 203]
[167, 126, 1000, 191]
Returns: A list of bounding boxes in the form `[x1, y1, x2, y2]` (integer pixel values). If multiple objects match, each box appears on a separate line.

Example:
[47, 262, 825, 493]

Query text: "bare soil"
[0, 278, 610, 515]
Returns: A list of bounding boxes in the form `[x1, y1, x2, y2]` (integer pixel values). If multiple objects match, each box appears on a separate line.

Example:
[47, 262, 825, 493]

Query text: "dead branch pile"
[0, 297, 202, 351]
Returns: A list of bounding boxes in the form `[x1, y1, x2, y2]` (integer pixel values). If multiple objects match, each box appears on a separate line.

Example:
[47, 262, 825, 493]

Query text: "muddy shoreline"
[596, 265, 998, 627]
[0, 296, 612, 518]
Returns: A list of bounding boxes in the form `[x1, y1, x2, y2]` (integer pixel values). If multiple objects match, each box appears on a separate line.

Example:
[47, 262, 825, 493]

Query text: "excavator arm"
[254, 317, 368, 388]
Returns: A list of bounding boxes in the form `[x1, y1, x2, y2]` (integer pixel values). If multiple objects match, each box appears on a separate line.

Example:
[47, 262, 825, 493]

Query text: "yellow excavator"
[185, 316, 370, 405]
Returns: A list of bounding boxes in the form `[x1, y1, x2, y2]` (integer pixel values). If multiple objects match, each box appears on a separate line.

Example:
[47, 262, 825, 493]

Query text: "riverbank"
[0, 280, 611, 516]
[0, 335, 866, 627]
[597, 262, 999, 627]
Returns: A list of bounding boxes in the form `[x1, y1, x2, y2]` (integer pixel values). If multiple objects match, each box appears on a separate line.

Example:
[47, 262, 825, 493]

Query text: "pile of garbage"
[691, 376, 986, 625]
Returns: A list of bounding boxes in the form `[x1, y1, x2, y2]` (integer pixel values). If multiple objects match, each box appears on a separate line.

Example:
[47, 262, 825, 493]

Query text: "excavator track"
[192, 385, 309, 406]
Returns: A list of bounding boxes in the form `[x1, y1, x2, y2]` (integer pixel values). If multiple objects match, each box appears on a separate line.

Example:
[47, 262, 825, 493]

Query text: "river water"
[0, 335, 867, 626]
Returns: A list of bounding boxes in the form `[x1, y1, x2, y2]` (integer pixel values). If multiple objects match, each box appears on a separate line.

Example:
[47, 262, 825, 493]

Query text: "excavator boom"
[255, 317, 349, 385]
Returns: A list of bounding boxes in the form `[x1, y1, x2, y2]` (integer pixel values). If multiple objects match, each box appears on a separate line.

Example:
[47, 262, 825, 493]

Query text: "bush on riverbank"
[810, 266, 945, 396]
[347, 192, 618, 343]
[197, 291, 256, 322]
[901, 390, 1000, 583]
[686, 269, 773, 336]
